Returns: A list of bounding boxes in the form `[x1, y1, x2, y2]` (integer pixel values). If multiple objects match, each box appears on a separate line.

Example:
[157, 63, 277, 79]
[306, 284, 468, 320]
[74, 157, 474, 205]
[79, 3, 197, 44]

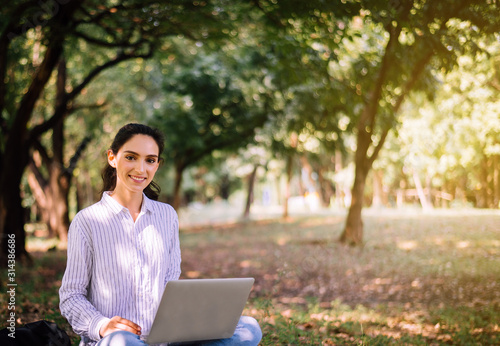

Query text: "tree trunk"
[413, 171, 433, 211]
[339, 22, 432, 245]
[28, 146, 76, 245]
[494, 155, 499, 208]
[340, 162, 367, 246]
[425, 173, 433, 208]
[478, 155, 488, 208]
[76, 170, 96, 209]
[486, 156, 494, 208]
[300, 156, 317, 192]
[0, 49, 64, 265]
[397, 179, 406, 208]
[339, 95, 384, 245]
[0, 148, 32, 265]
[0, 0, 144, 264]
[172, 163, 185, 211]
[0, 1, 83, 264]
[317, 167, 333, 208]
[49, 62, 71, 244]
[47, 163, 70, 244]
[372, 169, 383, 208]
[26, 61, 74, 244]
[27, 163, 53, 237]
[283, 154, 293, 218]
[339, 25, 400, 245]
[334, 150, 343, 208]
[242, 164, 259, 220]
[219, 174, 230, 200]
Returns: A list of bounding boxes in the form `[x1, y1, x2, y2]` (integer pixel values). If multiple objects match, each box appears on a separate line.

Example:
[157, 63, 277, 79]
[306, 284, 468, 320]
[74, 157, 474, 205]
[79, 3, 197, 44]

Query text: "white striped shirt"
[59, 192, 181, 345]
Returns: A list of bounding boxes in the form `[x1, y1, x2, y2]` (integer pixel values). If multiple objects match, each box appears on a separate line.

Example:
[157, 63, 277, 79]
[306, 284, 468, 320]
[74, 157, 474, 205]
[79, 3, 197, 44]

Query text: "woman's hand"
[99, 316, 142, 337]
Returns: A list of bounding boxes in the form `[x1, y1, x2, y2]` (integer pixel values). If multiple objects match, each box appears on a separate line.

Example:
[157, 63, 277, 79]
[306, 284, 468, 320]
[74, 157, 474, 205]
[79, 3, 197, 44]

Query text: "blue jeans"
[96, 316, 262, 346]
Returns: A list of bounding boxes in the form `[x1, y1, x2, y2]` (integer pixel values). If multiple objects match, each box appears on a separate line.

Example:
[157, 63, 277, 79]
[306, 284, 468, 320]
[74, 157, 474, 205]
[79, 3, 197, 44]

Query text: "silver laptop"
[145, 278, 254, 344]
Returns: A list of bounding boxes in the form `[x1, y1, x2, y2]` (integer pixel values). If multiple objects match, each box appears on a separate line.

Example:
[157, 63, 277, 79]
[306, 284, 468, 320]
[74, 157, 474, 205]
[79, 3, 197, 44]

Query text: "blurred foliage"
[1, 0, 499, 235]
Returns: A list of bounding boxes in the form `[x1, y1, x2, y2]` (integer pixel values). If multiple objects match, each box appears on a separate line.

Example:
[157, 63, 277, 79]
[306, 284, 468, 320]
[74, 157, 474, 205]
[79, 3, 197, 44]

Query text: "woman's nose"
[136, 160, 145, 173]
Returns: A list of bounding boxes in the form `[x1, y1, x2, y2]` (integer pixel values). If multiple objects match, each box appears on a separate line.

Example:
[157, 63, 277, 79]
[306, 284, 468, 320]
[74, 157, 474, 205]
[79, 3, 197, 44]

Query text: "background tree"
[335, 0, 500, 245]
[0, 0, 240, 263]
[249, 0, 359, 217]
[150, 37, 271, 210]
[26, 61, 93, 244]
[251, 0, 498, 245]
[2, 0, 499, 263]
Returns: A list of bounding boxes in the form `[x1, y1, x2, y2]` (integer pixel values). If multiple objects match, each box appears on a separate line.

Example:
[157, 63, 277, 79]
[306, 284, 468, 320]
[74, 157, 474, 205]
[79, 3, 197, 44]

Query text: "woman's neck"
[109, 189, 143, 218]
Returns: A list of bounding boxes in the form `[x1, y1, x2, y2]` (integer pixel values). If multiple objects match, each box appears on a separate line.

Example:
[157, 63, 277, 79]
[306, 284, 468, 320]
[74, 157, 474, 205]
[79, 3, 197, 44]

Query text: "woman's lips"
[130, 175, 146, 183]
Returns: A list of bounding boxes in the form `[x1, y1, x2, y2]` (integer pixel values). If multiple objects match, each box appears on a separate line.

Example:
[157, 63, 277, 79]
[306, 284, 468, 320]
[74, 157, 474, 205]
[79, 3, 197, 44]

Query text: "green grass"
[1, 209, 499, 345]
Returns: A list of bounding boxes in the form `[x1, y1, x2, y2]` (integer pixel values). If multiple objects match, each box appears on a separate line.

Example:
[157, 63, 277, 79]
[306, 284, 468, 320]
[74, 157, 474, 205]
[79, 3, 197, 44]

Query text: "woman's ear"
[107, 149, 117, 168]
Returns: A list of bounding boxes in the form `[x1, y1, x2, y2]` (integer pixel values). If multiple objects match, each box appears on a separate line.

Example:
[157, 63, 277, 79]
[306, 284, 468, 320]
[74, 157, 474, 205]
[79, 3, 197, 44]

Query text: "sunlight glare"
[276, 237, 288, 246]
[397, 241, 418, 250]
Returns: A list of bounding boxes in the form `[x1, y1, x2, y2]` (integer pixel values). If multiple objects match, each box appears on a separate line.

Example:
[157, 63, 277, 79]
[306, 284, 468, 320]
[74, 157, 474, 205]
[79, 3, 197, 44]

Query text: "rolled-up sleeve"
[59, 214, 107, 342]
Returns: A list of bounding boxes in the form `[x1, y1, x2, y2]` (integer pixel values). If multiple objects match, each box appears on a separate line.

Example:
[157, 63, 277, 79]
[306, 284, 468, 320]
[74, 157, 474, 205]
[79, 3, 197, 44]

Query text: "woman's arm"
[59, 214, 109, 341]
[165, 206, 182, 283]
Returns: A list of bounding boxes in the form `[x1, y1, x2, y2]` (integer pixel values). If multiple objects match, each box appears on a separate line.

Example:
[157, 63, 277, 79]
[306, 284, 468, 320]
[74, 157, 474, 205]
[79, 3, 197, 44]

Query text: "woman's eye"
[125, 155, 135, 160]
[147, 159, 156, 164]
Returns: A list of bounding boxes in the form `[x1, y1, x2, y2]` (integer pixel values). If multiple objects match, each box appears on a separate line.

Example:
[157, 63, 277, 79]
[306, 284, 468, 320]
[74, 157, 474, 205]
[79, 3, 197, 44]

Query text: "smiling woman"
[59, 123, 176, 345]
[106, 134, 161, 220]
[101, 124, 165, 203]
[58, 123, 262, 346]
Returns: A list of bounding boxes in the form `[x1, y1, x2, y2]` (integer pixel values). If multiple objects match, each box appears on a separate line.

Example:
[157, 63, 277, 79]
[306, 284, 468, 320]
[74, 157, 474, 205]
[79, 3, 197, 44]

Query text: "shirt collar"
[141, 193, 154, 214]
[102, 191, 154, 215]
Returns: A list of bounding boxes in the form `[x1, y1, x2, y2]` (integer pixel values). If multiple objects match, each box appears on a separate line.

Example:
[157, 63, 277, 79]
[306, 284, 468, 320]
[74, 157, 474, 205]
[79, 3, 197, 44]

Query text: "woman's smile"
[130, 175, 147, 183]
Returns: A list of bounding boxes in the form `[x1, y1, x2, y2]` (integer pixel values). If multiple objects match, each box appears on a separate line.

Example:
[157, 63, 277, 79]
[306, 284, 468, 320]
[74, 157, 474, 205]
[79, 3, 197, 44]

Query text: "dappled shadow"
[180, 211, 500, 310]
[3, 210, 498, 344]
[179, 211, 499, 342]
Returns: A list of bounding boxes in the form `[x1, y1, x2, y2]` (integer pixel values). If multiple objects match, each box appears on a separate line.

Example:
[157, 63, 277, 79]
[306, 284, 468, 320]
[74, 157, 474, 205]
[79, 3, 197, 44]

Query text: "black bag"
[0, 320, 71, 346]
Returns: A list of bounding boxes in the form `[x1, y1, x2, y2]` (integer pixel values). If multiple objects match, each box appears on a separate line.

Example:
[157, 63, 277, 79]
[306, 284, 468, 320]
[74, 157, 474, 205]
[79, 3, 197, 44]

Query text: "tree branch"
[28, 45, 153, 143]
[73, 30, 142, 48]
[12, 39, 64, 142]
[9, 0, 83, 146]
[27, 160, 48, 209]
[488, 75, 500, 92]
[69, 101, 108, 112]
[367, 47, 435, 167]
[0, 1, 39, 41]
[250, 0, 285, 28]
[68, 44, 153, 100]
[63, 135, 92, 180]
[367, 49, 434, 167]
[367, 127, 390, 167]
[32, 138, 52, 171]
[187, 112, 268, 168]
[393, 49, 434, 113]
[362, 24, 401, 132]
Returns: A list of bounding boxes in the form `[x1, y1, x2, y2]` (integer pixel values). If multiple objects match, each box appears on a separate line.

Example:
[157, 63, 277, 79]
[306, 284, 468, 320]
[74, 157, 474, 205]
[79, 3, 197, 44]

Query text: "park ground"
[1, 206, 499, 345]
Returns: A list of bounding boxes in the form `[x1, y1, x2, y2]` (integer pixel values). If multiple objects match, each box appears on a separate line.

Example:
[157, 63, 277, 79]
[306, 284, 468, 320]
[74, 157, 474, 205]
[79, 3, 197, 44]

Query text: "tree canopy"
[1, 0, 499, 262]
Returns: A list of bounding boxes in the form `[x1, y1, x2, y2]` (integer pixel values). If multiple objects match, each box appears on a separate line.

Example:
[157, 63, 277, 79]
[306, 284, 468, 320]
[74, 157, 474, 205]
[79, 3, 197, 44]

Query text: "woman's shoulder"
[76, 198, 106, 215]
[143, 196, 178, 222]
[147, 198, 177, 215]
[70, 198, 108, 226]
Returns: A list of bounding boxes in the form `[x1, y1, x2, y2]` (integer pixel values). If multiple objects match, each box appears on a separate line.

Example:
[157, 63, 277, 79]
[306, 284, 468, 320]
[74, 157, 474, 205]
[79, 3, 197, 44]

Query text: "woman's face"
[107, 134, 160, 195]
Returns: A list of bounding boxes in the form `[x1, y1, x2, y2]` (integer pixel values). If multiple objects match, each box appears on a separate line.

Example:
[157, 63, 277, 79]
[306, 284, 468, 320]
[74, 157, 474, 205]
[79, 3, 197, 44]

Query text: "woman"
[60, 123, 262, 346]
